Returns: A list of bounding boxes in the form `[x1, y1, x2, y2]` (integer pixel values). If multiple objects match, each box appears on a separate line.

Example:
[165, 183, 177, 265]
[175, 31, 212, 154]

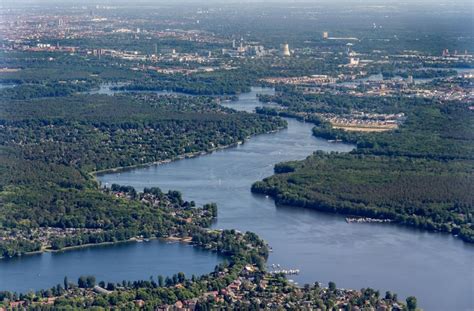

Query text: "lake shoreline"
[90, 128, 283, 178]
[1, 236, 198, 260]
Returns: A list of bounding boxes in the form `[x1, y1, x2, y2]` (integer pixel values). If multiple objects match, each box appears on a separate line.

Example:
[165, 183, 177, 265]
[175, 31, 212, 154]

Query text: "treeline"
[0, 93, 285, 256]
[1, 94, 285, 172]
[1, 213, 274, 308]
[0, 239, 41, 258]
[0, 224, 412, 310]
[0, 81, 99, 100]
[255, 92, 474, 242]
[116, 72, 252, 96]
[0, 50, 143, 83]
[253, 153, 473, 242]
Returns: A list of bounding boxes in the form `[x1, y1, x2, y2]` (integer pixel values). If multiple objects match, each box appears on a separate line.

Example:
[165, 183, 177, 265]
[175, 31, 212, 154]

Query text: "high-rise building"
[237, 42, 246, 53]
[282, 43, 291, 57]
[323, 32, 329, 40]
[349, 57, 360, 66]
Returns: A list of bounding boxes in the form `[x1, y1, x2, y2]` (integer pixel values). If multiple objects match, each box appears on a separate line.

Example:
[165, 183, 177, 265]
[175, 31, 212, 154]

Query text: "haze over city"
[0, 1, 472, 310]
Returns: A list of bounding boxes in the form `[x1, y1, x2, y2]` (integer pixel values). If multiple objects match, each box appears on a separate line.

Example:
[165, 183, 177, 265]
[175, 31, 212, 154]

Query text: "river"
[98, 87, 473, 310]
[1, 87, 472, 310]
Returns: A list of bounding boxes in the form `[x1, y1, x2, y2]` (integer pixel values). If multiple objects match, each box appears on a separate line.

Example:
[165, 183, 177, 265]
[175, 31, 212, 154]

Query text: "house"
[9, 301, 25, 308]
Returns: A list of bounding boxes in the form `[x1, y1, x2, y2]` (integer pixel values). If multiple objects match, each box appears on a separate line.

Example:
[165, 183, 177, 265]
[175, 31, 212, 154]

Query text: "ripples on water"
[98, 88, 473, 310]
[2, 87, 473, 310]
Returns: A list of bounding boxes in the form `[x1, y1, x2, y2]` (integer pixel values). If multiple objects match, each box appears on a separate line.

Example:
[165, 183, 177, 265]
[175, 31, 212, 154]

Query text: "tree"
[177, 272, 186, 283]
[78, 275, 96, 288]
[158, 275, 164, 287]
[328, 281, 336, 291]
[93, 296, 109, 307]
[86, 276, 96, 288]
[64, 276, 69, 290]
[406, 296, 417, 311]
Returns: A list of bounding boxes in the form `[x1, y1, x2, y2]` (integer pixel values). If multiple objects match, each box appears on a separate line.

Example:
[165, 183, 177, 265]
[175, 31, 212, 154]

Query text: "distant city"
[0, 1, 473, 311]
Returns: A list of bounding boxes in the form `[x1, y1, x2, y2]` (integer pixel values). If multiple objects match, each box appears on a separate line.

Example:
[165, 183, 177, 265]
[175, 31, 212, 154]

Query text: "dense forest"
[0, 49, 355, 97]
[254, 93, 474, 242]
[0, 93, 285, 256]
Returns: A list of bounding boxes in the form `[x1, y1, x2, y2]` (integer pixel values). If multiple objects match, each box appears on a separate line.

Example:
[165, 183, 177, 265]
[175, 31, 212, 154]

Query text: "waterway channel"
[98, 87, 473, 310]
[1, 87, 472, 310]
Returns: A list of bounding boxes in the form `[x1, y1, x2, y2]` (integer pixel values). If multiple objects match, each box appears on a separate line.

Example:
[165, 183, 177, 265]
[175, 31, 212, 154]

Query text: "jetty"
[345, 217, 392, 224]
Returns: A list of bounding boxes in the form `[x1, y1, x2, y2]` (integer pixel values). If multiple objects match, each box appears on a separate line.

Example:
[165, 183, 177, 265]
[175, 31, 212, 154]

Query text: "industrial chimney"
[282, 43, 291, 57]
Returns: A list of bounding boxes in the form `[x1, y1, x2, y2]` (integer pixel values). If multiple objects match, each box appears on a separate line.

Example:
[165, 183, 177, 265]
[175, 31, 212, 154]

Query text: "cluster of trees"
[115, 56, 345, 96]
[255, 92, 474, 242]
[77, 276, 96, 289]
[0, 223, 275, 309]
[0, 85, 288, 307]
[0, 93, 285, 256]
[192, 229, 269, 270]
[0, 50, 142, 84]
[0, 252, 413, 310]
[0, 81, 98, 100]
[0, 239, 41, 258]
[253, 153, 473, 241]
[117, 72, 253, 95]
[2, 94, 285, 172]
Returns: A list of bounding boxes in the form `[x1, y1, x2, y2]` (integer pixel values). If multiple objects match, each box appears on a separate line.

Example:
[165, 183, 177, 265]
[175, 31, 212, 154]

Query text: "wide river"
[1, 87, 472, 310]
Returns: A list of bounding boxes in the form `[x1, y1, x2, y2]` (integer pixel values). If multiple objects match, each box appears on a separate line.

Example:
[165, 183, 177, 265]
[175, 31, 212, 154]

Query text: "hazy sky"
[2, 0, 473, 11]
[4, 0, 473, 3]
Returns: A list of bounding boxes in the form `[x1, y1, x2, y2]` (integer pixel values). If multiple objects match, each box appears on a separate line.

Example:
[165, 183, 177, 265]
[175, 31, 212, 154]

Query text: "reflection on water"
[0, 239, 222, 293]
[98, 87, 474, 310]
[2, 87, 472, 310]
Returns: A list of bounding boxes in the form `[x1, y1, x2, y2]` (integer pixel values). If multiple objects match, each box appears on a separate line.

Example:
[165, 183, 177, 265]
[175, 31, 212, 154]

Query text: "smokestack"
[282, 43, 290, 57]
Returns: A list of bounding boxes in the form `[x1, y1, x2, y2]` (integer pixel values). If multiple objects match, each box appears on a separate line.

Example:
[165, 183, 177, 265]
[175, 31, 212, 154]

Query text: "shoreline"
[90, 141, 245, 176]
[2, 236, 197, 260]
[1, 123, 285, 261]
[263, 193, 472, 244]
[90, 127, 283, 178]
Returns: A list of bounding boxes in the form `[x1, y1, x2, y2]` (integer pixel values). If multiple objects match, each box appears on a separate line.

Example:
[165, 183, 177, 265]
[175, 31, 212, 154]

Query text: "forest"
[254, 92, 474, 242]
[0, 93, 285, 257]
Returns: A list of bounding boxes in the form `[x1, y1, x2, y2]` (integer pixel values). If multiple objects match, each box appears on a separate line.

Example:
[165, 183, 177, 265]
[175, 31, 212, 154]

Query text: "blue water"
[2, 87, 472, 311]
[98, 88, 474, 311]
[0, 240, 221, 293]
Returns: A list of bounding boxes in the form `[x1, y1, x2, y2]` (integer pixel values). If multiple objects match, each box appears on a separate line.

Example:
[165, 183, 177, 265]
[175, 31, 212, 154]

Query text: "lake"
[98, 87, 473, 311]
[2, 87, 472, 310]
[0, 240, 222, 294]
